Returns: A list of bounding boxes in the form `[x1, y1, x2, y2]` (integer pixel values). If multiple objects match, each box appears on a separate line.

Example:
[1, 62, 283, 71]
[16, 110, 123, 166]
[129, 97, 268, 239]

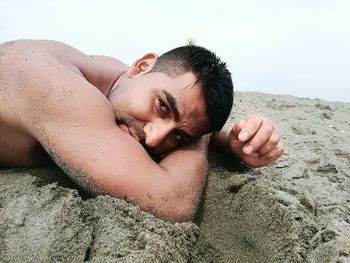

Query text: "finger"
[261, 139, 284, 162]
[257, 128, 281, 156]
[242, 119, 273, 155]
[229, 121, 247, 157]
[238, 116, 263, 142]
[232, 119, 246, 137]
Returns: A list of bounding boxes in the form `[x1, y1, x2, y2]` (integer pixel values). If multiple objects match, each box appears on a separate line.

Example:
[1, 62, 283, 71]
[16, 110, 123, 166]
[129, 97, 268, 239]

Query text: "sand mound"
[1, 91, 349, 262]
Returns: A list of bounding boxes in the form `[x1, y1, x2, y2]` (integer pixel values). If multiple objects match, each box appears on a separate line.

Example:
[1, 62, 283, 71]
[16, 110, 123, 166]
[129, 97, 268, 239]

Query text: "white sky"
[1, 0, 349, 102]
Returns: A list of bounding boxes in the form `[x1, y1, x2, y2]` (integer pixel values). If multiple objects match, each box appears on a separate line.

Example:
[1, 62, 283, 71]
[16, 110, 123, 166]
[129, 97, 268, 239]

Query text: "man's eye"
[174, 130, 187, 145]
[158, 98, 168, 113]
[175, 134, 182, 141]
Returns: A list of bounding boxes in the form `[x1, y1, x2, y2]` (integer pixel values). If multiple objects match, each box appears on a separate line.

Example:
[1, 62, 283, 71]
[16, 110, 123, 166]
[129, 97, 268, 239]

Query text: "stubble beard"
[114, 109, 169, 161]
[113, 109, 147, 146]
[108, 88, 154, 155]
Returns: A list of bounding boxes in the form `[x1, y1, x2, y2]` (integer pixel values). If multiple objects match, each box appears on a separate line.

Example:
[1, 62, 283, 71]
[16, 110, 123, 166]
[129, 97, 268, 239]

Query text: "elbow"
[153, 199, 197, 223]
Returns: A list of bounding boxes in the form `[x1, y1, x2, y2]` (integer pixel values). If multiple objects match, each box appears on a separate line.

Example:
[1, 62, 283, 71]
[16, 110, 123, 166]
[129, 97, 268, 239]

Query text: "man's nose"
[143, 120, 175, 148]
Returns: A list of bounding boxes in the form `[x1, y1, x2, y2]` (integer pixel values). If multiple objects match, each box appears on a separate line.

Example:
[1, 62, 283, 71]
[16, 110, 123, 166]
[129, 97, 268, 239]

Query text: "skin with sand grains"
[0, 40, 283, 222]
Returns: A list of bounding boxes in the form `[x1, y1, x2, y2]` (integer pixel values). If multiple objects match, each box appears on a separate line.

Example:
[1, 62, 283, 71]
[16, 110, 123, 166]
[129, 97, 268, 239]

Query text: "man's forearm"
[157, 135, 210, 221]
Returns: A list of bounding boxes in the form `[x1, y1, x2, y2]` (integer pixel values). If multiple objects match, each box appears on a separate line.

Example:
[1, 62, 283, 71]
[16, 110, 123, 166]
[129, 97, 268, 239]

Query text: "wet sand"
[1, 91, 349, 262]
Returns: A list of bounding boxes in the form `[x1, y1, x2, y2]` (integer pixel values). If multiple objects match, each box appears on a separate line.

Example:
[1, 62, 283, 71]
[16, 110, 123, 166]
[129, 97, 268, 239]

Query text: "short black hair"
[150, 45, 234, 133]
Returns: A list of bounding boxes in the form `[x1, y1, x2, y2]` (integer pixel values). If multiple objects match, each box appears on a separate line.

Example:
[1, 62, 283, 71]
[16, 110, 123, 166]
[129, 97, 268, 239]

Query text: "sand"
[0, 91, 349, 262]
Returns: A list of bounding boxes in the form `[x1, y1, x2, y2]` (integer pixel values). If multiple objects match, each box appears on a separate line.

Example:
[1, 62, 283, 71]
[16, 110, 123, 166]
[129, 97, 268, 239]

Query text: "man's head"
[150, 46, 234, 133]
[108, 45, 234, 156]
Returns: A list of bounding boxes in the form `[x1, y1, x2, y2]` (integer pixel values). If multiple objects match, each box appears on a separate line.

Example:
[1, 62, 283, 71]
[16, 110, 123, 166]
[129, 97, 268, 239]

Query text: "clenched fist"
[211, 114, 284, 167]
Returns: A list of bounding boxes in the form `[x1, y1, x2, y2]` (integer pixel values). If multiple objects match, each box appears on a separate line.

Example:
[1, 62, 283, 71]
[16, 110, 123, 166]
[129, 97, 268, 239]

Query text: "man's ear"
[127, 53, 158, 78]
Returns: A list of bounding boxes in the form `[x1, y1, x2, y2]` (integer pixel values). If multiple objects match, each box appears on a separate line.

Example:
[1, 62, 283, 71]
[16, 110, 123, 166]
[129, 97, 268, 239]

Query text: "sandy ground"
[0, 91, 349, 262]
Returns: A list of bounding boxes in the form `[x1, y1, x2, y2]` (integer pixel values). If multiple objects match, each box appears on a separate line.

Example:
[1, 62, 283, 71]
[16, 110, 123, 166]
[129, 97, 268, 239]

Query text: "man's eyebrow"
[162, 89, 180, 121]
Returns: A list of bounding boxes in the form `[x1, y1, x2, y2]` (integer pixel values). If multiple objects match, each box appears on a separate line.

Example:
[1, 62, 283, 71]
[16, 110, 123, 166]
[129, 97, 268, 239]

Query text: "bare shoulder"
[0, 39, 89, 85]
[2, 40, 110, 131]
[1, 39, 125, 83]
[0, 39, 131, 154]
[19, 46, 116, 130]
[0, 39, 118, 116]
[0, 40, 93, 126]
[89, 54, 129, 70]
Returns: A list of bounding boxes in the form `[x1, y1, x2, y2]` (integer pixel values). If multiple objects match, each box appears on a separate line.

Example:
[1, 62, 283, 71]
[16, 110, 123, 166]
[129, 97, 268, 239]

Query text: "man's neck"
[107, 72, 129, 98]
[80, 55, 129, 98]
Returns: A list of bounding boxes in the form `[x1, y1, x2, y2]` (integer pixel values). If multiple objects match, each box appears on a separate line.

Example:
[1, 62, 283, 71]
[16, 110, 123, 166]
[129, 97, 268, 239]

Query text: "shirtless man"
[0, 40, 283, 222]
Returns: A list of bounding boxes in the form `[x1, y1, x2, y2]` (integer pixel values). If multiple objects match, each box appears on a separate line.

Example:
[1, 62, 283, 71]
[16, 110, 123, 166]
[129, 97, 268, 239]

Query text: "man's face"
[108, 71, 210, 157]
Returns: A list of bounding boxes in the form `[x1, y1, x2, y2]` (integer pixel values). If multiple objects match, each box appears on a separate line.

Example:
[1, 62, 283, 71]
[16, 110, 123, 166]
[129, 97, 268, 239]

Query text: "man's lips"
[118, 124, 140, 142]
[118, 124, 161, 158]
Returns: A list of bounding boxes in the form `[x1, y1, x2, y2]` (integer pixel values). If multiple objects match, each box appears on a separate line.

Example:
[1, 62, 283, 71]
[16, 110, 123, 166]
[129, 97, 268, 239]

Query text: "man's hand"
[228, 114, 284, 167]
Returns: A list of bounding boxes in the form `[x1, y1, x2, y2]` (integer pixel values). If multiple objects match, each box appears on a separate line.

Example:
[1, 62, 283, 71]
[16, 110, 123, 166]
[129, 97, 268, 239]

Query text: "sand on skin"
[0, 91, 349, 262]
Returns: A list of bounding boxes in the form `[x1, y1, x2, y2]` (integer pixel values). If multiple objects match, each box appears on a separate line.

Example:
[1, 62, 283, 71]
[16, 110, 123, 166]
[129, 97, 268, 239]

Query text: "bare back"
[0, 40, 125, 167]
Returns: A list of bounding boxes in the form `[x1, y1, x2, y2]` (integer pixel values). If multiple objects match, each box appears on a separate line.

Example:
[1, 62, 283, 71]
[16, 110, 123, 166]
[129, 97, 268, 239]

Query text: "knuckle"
[238, 122, 246, 131]
[272, 148, 284, 160]
[262, 119, 273, 134]
[234, 120, 245, 132]
[277, 140, 284, 150]
[270, 132, 280, 144]
[248, 113, 262, 123]
[262, 145, 272, 154]
[251, 138, 264, 150]
[278, 148, 284, 156]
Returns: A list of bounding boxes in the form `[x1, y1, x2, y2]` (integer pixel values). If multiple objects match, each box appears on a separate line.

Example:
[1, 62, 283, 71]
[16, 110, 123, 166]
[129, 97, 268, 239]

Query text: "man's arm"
[210, 114, 284, 167]
[74, 53, 284, 167]
[22, 56, 209, 222]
